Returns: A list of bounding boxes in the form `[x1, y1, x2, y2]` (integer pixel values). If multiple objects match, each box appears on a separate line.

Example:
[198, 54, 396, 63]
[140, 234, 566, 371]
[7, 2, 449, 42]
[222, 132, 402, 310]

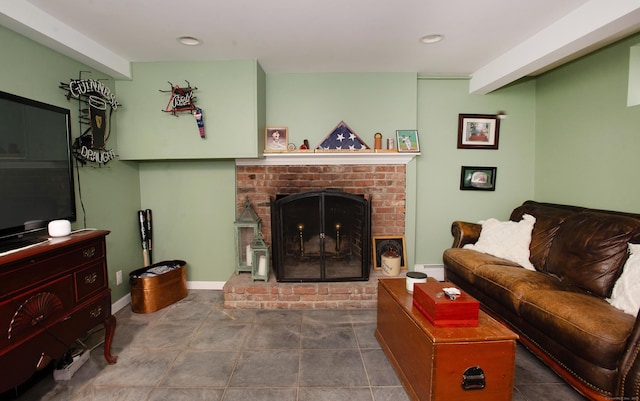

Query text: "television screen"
[0, 91, 76, 245]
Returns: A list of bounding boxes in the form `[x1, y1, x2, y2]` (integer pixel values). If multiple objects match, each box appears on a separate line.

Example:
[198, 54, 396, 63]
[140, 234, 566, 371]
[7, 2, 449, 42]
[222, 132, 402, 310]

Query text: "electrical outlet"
[116, 270, 122, 285]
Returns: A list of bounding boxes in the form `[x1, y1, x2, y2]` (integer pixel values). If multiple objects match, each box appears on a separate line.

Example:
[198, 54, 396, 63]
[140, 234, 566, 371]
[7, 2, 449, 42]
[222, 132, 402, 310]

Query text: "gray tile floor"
[4, 290, 587, 401]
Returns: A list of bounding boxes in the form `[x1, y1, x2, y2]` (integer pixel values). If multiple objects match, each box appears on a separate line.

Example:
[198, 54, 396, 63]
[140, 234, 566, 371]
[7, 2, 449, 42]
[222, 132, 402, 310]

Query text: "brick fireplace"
[235, 162, 407, 243]
[225, 153, 414, 308]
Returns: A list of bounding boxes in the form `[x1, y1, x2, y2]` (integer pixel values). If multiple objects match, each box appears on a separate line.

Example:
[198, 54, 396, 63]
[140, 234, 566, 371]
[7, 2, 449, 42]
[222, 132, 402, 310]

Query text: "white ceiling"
[2, 0, 640, 93]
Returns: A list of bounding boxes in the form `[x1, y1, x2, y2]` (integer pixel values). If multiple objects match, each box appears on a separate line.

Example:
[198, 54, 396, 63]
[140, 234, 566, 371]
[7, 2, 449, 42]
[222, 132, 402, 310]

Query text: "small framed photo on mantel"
[457, 114, 500, 149]
[396, 130, 420, 152]
[265, 127, 288, 152]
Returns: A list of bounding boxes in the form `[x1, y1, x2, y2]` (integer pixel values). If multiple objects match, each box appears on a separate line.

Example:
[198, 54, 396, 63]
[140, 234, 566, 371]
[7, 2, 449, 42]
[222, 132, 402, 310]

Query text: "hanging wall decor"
[160, 80, 198, 115]
[460, 166, 497, 191]
[457, 114, 500, 149]
[193, 107, 205, 138]
[160, 81, 205, 138]
[60, 73, 121, 165]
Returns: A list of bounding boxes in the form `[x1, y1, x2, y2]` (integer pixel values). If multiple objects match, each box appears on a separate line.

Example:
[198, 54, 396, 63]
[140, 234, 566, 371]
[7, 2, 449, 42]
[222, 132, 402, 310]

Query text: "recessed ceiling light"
[178, 36, 201, 46]
[420, 34, 444, 44]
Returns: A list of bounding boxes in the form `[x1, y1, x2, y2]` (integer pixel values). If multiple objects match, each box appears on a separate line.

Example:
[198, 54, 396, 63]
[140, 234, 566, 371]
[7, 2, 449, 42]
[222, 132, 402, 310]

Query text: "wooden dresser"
[376, 278, 518, 401]
[0, 229, 117, 393]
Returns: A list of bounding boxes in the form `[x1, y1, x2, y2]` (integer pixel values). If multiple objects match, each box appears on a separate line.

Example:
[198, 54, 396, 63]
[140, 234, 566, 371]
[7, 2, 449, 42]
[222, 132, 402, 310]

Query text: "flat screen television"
[0, 90, 76, 252]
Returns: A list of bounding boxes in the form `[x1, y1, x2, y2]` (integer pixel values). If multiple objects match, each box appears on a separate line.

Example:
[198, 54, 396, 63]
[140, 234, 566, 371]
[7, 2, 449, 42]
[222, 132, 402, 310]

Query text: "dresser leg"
[103, 315, 118, 364]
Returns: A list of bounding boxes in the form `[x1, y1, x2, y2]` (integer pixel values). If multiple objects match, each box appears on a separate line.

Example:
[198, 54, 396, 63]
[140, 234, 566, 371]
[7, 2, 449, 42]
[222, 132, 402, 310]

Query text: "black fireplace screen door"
[271, 190, 371, 282]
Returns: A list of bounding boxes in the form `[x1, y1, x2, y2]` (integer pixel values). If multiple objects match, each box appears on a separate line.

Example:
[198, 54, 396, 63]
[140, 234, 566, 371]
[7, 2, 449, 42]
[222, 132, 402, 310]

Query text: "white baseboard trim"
[112, 293, 131, 314]
[111, 280, 226, 313]
[187, 281, 226, 290]
[413, 263, 445, 281]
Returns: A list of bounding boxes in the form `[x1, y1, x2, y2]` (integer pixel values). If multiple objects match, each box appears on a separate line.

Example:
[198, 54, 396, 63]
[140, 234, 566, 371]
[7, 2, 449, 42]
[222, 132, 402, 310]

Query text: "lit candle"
[246, 244, 252, 265]
[258, 255, 266, 276]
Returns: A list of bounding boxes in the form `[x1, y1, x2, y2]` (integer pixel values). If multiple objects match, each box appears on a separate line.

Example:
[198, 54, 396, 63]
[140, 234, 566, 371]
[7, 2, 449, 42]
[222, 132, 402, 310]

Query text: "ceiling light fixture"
[178, 36, 201, 46]
[420, 34, 444, 44]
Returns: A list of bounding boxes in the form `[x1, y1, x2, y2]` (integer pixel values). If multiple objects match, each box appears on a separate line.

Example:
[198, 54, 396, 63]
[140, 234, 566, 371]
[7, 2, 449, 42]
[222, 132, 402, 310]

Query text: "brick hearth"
[223, 269, 404, 309]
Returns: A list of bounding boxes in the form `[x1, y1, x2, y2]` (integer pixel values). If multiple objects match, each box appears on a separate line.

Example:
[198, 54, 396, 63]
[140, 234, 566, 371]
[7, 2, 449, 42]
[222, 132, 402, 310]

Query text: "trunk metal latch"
[461, 366, 486, 391]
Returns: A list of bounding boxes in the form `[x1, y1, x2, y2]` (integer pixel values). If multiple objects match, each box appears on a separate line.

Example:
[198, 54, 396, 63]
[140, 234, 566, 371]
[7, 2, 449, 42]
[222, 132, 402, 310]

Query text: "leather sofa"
[443, 200, 640, 401]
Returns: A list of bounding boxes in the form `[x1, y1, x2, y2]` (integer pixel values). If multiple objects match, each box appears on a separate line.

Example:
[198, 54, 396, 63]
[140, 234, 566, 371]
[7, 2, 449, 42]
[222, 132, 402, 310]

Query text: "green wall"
[414, 78, 537, 265]
[0, 26, 142, 302]
[535, 33, 640, 213]
[115, 60, 265, 160]
[137, 160, 236, 282]
[266, 73, 418, 148]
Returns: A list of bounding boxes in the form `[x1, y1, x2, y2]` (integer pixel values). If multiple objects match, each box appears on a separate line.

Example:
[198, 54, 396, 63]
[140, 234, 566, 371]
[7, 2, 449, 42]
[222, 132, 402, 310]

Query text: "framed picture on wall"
[396, 130, 420, 152]
[457, 114, 500, 149]
[265, 127, 288, 151]
[460, 166, 497, 191]
[372, 235, 407, 270]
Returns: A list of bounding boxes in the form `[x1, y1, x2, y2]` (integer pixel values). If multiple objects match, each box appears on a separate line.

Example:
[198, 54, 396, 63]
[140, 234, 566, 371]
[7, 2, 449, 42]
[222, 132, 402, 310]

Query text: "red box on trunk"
[412, 281, 480, 327]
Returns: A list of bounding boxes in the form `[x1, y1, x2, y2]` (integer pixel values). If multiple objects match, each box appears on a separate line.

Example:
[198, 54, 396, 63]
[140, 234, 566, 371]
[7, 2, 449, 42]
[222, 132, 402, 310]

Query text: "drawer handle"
[83, 247, 96, 258]
[85, 272, 98, 284]
[89, 306, 102, 318]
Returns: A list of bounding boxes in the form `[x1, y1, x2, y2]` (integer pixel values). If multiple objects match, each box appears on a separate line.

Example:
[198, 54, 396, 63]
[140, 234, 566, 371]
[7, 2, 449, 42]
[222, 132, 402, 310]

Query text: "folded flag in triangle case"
[315, 121, 370, 150]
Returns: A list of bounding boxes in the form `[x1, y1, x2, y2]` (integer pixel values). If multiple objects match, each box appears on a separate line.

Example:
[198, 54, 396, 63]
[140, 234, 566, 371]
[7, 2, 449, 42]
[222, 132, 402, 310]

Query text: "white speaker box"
[48, 220, 71, 237]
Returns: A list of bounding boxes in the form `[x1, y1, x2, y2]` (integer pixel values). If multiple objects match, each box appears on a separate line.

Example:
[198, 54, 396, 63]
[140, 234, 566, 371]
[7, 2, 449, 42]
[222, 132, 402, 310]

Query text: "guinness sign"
[60, 77, 121, 165]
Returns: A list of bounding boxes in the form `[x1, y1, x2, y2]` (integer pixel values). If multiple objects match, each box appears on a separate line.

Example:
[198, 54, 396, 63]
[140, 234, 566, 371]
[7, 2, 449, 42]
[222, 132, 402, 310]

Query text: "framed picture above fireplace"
[373, 236, 407, 271]
[265, 127, 288, 151]
[396, 130, 419, 153]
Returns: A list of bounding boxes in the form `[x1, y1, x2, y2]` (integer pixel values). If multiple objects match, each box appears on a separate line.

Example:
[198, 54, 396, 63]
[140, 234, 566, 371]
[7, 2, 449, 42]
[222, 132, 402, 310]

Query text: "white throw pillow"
[608, 243, 640, 317]
[463, 214, 536, 271]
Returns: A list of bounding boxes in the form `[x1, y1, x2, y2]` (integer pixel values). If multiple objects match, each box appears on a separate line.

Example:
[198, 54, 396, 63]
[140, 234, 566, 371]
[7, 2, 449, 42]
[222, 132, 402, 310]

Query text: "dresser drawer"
[74, 262, 107, 302]
[0, 328, 70, 391]
[53, 291, 111, 342]
[0, 239, 105, 297]
[0, 276, 74, 350]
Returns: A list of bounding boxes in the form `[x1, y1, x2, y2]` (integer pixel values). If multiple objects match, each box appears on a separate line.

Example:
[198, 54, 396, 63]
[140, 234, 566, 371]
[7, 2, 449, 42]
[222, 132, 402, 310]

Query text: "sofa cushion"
[443, 248, 520, 286]
[463, 214, 536, 270]
[546, 212, 640, 298]
[510, 203, 576, 272]
[519, 290, 635, 370]
[444, 248, 521, 271]
[608, 243, 640, 316]
[470, 265, 569, 315]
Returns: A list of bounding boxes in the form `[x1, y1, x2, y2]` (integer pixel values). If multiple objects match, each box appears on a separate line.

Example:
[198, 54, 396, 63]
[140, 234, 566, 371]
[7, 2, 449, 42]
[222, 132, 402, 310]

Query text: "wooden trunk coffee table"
[375, 278, 518, 401]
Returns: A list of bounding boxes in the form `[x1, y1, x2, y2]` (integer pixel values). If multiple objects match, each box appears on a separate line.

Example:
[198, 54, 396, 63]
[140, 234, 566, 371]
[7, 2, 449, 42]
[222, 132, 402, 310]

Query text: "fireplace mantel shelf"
[236, 152, 420, 166]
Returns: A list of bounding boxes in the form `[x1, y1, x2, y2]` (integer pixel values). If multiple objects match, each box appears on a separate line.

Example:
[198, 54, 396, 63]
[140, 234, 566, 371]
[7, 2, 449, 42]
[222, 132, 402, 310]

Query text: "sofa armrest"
[618, 312, 640, 399]
[451, 221, 482, 248]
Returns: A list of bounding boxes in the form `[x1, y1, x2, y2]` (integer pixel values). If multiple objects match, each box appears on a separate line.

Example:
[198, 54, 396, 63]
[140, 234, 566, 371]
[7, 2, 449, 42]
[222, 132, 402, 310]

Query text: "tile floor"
[3, 290, 587, 401]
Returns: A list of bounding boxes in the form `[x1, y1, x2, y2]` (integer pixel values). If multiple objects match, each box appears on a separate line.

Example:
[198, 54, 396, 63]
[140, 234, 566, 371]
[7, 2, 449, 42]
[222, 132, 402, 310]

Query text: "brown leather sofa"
[443, 200, 640, 401]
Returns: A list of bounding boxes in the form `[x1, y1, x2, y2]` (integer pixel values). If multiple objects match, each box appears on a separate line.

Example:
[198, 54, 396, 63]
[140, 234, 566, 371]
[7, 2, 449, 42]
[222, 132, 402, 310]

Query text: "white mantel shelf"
[236, 152, 420, 166]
